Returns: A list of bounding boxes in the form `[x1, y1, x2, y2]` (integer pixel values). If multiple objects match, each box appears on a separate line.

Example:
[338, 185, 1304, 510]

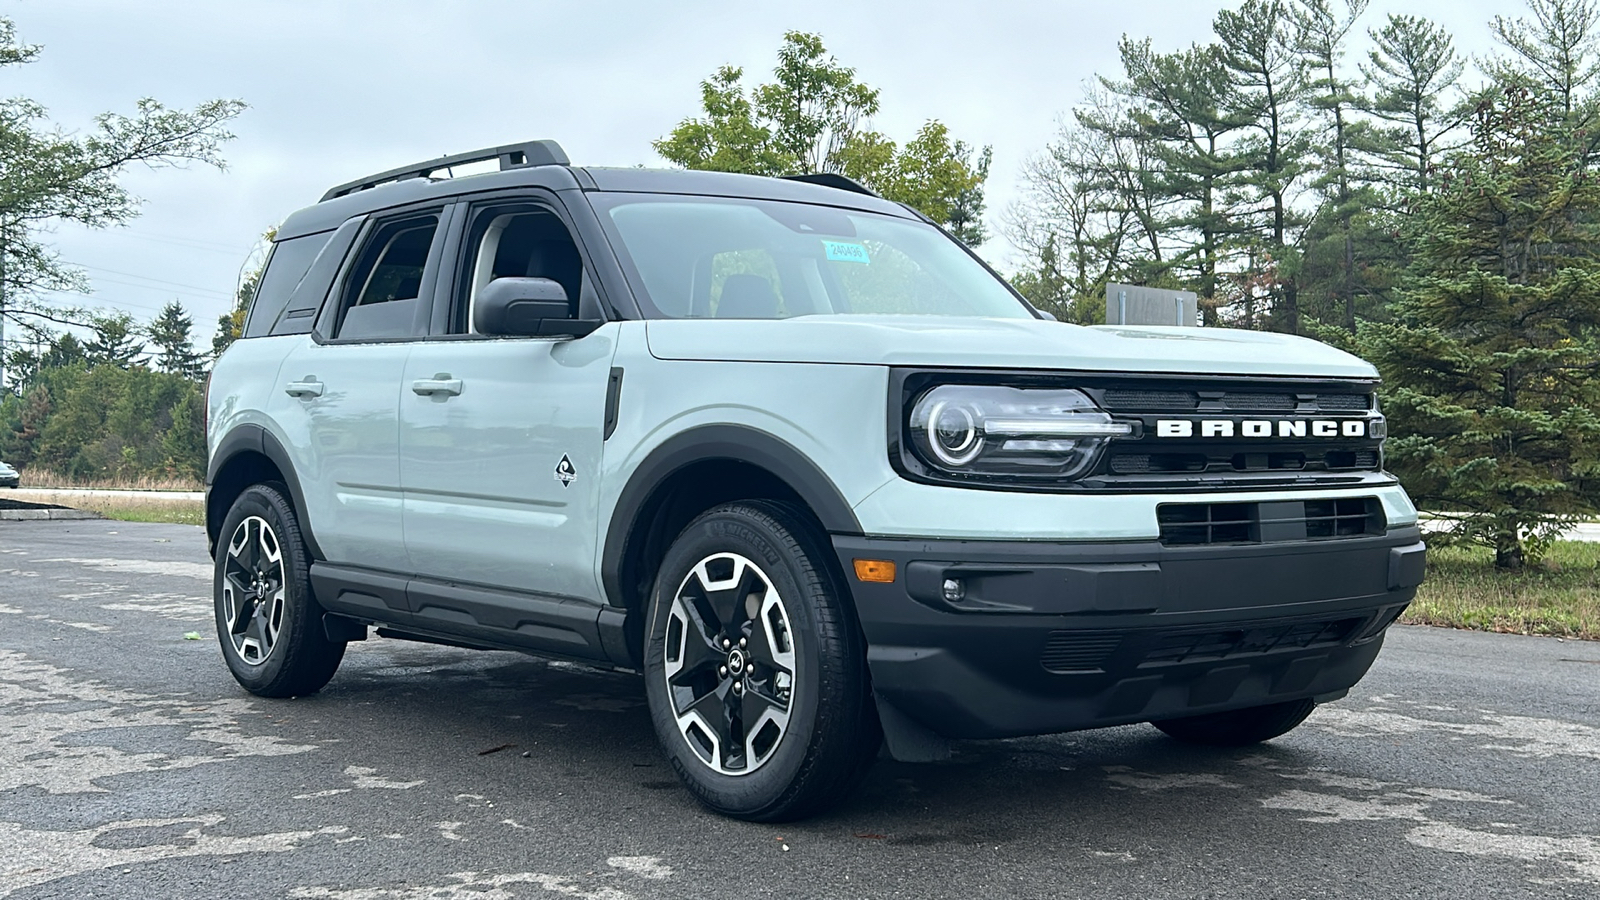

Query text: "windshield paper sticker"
[822, 240, 870, 264]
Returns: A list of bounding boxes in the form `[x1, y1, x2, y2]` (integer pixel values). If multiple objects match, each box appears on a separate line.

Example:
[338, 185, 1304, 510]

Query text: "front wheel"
[643, 501, 880, 821]
[1152, 698, 1317, 746]
[213, 483, 345, 697]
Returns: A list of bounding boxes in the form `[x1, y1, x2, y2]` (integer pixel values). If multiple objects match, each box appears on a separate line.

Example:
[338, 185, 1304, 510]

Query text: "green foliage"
[654, 32, 993, 244]
[0, 361, 203, 482]
[147, 300, 205, 379]
[83, 312, 144, 369]
[1357, 84, 1600, 569]
[0, 15, 242, 356]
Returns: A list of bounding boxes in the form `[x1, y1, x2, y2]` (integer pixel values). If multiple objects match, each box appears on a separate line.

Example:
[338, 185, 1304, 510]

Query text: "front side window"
[590, 194, 1032, 321]
[333, 214, 438, 340]
[456, 205, 585, 334]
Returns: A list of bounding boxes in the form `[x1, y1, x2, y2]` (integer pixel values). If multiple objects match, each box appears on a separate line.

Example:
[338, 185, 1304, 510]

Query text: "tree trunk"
[1493, 534, 1525, 571]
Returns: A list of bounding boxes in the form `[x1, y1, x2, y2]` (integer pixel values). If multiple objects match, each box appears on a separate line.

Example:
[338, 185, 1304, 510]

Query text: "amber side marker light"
[853, 559, 897, 583]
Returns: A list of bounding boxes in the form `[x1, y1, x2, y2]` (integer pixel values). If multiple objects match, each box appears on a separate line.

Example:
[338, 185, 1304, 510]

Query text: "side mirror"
[474, 277, 602, 338]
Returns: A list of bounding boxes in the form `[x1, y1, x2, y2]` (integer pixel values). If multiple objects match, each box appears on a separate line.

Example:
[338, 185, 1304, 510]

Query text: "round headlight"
[906, 384, 1132, 481]
[927, 400, 983, 466]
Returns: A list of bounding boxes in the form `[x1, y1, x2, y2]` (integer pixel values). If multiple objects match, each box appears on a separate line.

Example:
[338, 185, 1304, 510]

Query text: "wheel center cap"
[726, 648, 746, 674]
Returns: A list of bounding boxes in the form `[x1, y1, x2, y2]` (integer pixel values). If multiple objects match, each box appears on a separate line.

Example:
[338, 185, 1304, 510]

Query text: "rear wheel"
[1152, 698, 1317, 746]
[643, 500, 880, 821]
[213, 483, 345, 697]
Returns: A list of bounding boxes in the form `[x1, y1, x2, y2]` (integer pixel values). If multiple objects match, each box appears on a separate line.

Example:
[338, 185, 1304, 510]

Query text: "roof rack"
[320, 139, 570, 202]
[780, 172, 880, 198]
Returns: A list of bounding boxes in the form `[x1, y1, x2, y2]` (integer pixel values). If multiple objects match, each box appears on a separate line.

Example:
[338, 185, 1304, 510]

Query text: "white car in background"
[0, 460, 18, 488]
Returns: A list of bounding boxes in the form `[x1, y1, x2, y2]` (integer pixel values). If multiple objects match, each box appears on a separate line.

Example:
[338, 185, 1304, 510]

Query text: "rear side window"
[242, 232, 333, 338]
[333, 215, 440, 341]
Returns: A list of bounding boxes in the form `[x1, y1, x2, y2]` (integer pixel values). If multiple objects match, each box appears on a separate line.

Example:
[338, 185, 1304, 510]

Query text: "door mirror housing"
[474, 277, 602, 338]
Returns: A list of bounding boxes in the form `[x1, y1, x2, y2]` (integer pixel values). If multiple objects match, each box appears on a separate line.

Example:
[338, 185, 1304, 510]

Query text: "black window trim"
[425, 188, 617, 341]
[313, 202, 457, 345]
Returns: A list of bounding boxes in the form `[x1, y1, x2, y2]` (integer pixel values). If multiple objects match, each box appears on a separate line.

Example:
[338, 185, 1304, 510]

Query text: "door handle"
[411, 378, 463, 397]
[284, 379, 324, 398]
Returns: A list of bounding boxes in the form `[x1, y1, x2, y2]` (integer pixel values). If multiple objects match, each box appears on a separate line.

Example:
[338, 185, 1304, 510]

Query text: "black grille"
[1157, 502, 1256, 544]
[1315, 394, 1370, 411]
[1040, 633, 1125, 673]
[1098, 388, 1372, 412]
[1303, 498, 1379, 538]
[1158, 498, 1384, 545]
[1142, 617, 1365, 665]
[1222, 392, 1294, 410]
[1102, 389, 1198, 409]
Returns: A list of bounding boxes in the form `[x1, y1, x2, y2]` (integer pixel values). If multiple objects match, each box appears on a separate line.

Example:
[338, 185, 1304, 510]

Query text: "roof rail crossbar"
[780, 172, 880, 198]
[319, 139, 570, 202]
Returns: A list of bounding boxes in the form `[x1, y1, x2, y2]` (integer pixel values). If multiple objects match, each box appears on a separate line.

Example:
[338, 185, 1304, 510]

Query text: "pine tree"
[147, 300, 204, 379]
[1357, 85, 1600, 569]
[83, 312, 144, 369]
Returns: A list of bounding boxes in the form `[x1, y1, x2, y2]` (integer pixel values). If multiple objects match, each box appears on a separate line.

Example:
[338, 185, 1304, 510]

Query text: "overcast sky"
[11, 0, 1509, 345]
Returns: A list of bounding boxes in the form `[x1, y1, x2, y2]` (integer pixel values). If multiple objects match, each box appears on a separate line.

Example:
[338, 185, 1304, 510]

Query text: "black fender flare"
[206, 423, 323, 560]
[599, 424, 862, 609]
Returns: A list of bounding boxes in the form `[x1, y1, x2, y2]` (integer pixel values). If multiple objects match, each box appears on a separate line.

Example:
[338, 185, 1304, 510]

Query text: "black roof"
[277, 152, 913, 241]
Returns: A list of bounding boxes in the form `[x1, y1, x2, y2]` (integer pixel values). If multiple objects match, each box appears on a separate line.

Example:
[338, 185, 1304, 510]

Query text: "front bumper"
[833, 527, 1424, 745]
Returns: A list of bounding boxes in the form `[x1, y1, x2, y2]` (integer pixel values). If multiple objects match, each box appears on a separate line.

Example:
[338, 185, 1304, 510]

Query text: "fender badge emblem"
[554, 454, 577, 487]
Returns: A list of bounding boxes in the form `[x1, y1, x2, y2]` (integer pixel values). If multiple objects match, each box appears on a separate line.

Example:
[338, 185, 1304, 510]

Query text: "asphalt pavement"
[1, 519, 1597, 899]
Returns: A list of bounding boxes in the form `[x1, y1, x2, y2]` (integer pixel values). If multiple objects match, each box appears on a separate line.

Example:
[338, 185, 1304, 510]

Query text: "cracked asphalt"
[2, 519, 1598, 899]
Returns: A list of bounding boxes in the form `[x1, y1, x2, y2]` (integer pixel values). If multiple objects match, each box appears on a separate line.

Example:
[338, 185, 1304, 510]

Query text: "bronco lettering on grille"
[1154, 419, 1369, 438]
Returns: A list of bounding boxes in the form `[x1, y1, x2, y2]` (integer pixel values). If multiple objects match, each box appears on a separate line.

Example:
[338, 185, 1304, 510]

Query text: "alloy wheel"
[220, 515, 287, 666]
[662, 552, 797, 775]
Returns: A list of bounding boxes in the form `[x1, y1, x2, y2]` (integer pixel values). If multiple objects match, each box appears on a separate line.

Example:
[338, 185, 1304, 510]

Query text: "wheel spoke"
[221, 515, 286, 667]
[661, 550, 800, 777]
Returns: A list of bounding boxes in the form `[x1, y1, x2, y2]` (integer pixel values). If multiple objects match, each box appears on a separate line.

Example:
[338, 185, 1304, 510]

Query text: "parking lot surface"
[2, 520, 1598, 899]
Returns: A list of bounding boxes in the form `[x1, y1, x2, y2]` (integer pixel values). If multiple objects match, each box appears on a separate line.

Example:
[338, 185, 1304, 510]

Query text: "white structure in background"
[1106, 283, 1199, 327]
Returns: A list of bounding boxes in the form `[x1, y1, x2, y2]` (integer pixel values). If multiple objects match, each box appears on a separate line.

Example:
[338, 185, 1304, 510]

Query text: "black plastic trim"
[205, 423, 323, 560]
[308, 561, 623, 666]
[599, 424, 863, 609]
[836, 528, 1424, 740]
[603, 367, 624, 440]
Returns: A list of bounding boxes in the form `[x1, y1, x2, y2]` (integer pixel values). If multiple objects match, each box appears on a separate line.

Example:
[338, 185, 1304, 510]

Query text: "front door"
[400, 200, 616, 603]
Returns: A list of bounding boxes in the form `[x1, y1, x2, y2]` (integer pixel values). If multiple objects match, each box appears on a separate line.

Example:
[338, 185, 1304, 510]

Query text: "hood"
[645, 316, 1378, 380]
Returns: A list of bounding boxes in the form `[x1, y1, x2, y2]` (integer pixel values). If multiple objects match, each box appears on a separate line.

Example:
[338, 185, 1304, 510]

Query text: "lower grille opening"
[1158, 498, 1385, 545]
[1142, 616, 1365, 665]
[1041, 633, 1125, 673]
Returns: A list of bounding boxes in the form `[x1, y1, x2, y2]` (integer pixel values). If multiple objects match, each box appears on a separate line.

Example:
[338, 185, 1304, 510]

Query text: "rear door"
[269, 205, 453, 580]
[399, 195, 616, 603]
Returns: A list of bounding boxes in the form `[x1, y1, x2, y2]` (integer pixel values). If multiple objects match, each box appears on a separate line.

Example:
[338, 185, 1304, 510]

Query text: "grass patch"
[78, 498, 205, 526]
[16, 467, 202, 492]
[1406, 540, 1600, 640]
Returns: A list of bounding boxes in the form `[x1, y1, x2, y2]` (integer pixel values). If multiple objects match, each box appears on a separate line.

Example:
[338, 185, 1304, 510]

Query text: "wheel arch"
[600, 425, 862, 661]
[207, 424, 321, 560]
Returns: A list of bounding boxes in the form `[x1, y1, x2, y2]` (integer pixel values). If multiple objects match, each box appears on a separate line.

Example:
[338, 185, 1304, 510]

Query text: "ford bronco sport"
[206, 139, 1426, 821]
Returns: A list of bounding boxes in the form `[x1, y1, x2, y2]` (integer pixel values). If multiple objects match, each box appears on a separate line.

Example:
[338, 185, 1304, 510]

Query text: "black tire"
[1152, 698, 1317, 746]
[213, 483, 345, 698]
[643, 500, 880, 822]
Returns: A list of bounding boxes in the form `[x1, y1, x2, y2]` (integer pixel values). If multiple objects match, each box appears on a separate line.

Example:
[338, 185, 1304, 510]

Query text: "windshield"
[590, 194, 1033, 320]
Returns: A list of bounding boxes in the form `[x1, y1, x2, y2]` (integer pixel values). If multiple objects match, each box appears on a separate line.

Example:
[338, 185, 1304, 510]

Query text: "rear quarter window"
[242, 232, 334, 338]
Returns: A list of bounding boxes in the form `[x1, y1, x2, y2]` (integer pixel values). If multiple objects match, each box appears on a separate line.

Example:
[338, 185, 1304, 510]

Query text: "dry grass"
[78, 498, 206, 526]
[1405, 541, 1600, 640]
[16, 467, 203, 492]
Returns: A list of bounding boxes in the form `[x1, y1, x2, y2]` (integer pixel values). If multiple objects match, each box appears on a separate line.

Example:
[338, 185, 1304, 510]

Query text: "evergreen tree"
[83, 312, 144, 369]
[1360, 14, 1468, 193]
[1216, 0, 1313, 332]
[1357, 85, 1600, 569]
[147, 300, 204, 379]
[1111, 39, 1249, 323]
[1489, 0, 1600, 119]
[41, 332, 86, 369]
